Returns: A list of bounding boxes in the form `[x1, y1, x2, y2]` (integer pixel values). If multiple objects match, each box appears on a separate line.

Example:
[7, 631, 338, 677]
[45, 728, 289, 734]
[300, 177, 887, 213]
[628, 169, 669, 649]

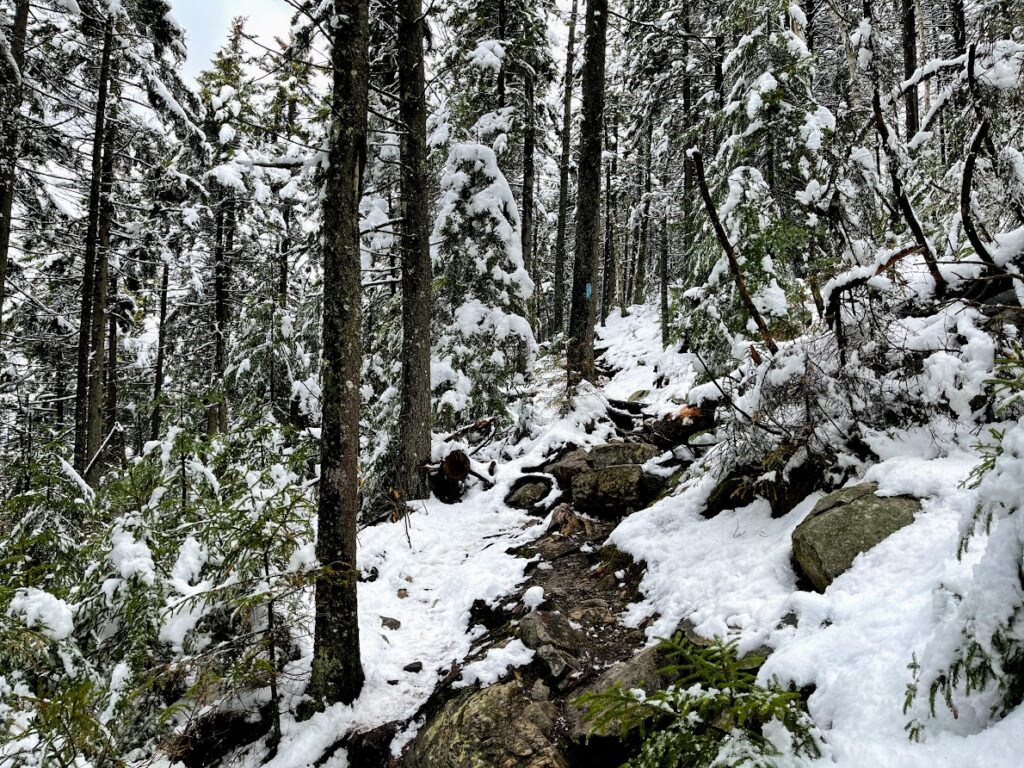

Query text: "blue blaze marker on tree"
[585, 282, 593, 301]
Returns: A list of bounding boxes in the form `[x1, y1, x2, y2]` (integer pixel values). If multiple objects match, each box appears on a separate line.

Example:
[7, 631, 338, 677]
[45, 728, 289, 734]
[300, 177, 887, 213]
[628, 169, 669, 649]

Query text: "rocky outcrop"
[792, 483, 920, 591]
[519, 611, 588, 689]
[566, 645, 665, 742]
[401, 680, 568, 768]
[572, 465, 665, 516]
[588, 442, 662, 469]
[543, 448, 592, 489]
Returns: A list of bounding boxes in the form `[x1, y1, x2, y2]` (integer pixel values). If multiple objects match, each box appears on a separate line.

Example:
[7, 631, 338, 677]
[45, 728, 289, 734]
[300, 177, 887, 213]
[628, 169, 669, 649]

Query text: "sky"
[168, 0, 293, 83]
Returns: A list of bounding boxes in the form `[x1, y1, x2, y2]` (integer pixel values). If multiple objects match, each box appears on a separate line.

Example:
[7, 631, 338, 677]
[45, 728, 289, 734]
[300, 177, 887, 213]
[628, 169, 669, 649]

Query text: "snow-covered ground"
[599, 307, 1024, 768]
[226, 305, 1021, 767]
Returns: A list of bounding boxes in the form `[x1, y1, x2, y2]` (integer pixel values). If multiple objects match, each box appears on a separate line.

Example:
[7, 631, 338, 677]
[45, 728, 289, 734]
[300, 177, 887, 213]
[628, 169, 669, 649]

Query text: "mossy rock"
[401, 681, 567, 768]
[792, 482, 920, 592]
[572, 465, 665, 517]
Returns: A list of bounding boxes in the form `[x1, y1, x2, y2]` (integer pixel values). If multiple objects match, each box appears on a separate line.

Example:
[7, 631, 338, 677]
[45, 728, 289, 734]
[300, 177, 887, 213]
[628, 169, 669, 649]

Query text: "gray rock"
[544, 449, 592, 489]
[588, 442, 662, 469]
[401, 681, 568, 768]
[519, 611, 587, 685]
[381, 616, 401, 631]
[792, 482, 920, 591]
[505, 476, 554, 510]
[572, 465, 665, 516]
[628, 389, 651, 403]
[567, 645, 664, 742]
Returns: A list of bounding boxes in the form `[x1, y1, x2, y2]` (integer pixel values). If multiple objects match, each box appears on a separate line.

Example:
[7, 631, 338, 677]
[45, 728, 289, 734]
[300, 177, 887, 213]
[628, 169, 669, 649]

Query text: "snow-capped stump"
[401, 680, 566, 768]
[791, 483, 921, 592]
[572, 465, 665, 517]
[504, 474, 554, 511]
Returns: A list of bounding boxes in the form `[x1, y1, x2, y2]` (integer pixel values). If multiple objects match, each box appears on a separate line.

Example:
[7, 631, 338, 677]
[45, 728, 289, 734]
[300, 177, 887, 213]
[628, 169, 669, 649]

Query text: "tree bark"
[522, 71, 536, 327]
[552, 0, 578, 336]
[900, 0, 919, 138]
[659, 207, 669, 347]
[151, 262, 169, 441]
[566, 0, 608, 384]
[85, 100, 118, 487]
[309, 0, 369, 707]
[396, 0, 432, 502]
[74, 18, 114, 472]
[632, 119, 654, 305]
[601, 106, 617, 324]
[0, 0, 29, 350]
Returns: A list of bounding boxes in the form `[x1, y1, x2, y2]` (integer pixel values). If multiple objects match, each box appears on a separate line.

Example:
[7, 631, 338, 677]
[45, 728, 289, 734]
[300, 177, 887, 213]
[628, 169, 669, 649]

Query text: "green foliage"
[577, 636, 821, 767]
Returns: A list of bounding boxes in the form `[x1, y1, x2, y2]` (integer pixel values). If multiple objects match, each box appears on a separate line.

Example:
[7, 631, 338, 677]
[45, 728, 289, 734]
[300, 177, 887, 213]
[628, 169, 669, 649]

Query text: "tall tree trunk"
[0, 0, 29, 350]
[396, 0, 432, 503]
[552, 0, 578, 336]
[309, 0, 369, 707]
[106, 274, 120, 466]
[522, 71, 536, 327]
[566, 0, 608, 384]
[496, 0, 507, 109]
[659, 208, 669, 347]
[900, 0, 920, 138]
[601, 109, 617, 324]
[951, 0, 967, 55]
[210, 193, 232, 435]
[632, 120, 654, 305]
[74, 18, 114, 472]
[85, 90, 118, 487]
[151, 262, 169, 441]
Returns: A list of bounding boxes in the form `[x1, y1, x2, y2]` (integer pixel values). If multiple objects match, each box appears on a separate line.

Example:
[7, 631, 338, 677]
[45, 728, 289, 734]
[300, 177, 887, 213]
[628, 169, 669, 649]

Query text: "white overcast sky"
[168, 0, 293, 83]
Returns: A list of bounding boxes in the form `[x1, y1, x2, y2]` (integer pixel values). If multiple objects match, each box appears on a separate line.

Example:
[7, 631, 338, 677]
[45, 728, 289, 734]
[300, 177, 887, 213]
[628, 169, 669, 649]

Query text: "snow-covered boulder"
[792, 483, 920, 591]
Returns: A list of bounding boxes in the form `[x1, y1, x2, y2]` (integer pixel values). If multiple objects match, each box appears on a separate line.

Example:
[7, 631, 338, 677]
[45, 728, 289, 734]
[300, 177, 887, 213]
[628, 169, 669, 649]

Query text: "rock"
[519, 611, 587, 687]
[572, 465, 665, 516]
[347, 721, 402, 768]
[544, 449, 592, 489]
[401, 682, 568, 768]
[547, 503, 595, 538]
[404, 661, 424, 673]
[567, 645, 665, 742]
[628, 389, 651, 403]
[792, 482, 920, 591]
[702, 468, 757, 518]
[588, 442, 662, 469]
[381, 616, 401, 631]
[505, 475, 554, 510]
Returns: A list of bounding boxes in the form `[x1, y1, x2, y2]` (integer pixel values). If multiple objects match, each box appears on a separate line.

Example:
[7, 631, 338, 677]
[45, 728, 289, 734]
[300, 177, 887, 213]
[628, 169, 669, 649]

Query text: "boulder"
[702, 468, 757, 518]
[567, 645, 665, 742]
[792, 482, 920, 591]
[588, 442, 662, 469]
[544, 449, 592, 489]
[400, 681, 568, 768]
[572, 465, 665, 516]
[519, 611, 587, 687]
[505, 475, 554, 510]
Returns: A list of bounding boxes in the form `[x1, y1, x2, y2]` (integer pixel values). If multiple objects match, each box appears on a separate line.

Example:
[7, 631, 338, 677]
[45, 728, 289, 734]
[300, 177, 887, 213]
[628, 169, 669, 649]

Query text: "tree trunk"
[74, 18, 114, 473]
[210, 192, 231, 435]
[522, 71, 536, 328]
[308, 0, 369, 708]
[601, 108, 617, 324]
[900, 0, 919, 138]
[659, 208, 669, 347]
[396, 0, 432, 503]
[0, 0, 29, 350]
[632, 119, 653, 305]
[566, 0, 608, 384]
[552, 0, 578, 336]
[951, 0, 966, 55]
[151, 262, 169, 441]
[85, 87, 118, 487]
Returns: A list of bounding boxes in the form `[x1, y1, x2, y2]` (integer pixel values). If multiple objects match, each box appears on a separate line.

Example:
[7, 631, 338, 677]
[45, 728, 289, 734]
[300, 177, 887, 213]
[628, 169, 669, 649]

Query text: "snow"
[592, 309, 1024, 766]
[522, 586, 545, 610]
[236, 483, 547, 767]
[8, 589, 75, 641]
[453, 640, 535, 689]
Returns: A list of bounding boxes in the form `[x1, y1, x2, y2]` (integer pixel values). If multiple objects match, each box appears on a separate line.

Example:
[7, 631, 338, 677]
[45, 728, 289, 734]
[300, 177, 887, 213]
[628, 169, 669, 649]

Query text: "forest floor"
[220, 306, 1024, 768]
